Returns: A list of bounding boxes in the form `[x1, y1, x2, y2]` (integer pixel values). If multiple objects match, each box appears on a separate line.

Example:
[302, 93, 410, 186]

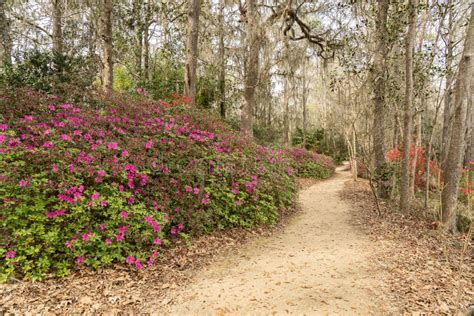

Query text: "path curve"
[165, 166, 385, 315]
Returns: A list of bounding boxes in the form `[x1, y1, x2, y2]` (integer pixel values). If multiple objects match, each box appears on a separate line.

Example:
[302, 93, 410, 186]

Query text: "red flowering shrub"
[0, 89, 334, 281]
[386, 145, 438, 189]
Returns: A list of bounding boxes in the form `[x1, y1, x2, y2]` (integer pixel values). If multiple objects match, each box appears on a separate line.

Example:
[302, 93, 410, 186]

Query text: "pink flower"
[69, 164, 76, 173]
[60, 103, 72, 109]
[47, 104, 56, 111]
[145, 139, 153, 149]
[82, 231, 92, 241]
[19, 179, 29, 187]
[65, 240, 73, 248]
[0, 123, 8, 131]
[185, 186, 193, 192]
[116, 233, 125, 242]
[61, 134, 72, 142]
[151, 251, 158, 258]
[135, 259, 144, 270]
[121, 150, 129, 157]
[52, 164, 59, 172]
[193, 187, 200, 195]
[202, 192, 210, 205]
[107, 142, 118, 150]
[0, 134, 5, 145]
[23, 115, 34, 121]
[105, 238, 112, 245]
[42, 141, 54, 148]
[6, 250, 16, 259]
[153, 237, 162, 245]
[97, 170, 106, 177]
[139, 174, 148, 186]
[125, 256, 135, 264]
[118, 225, 129, 233]
[236, 200, 242, 206]
[47, 209, 66, 218]
[120, 211, 129, 219]
[147, 258, 154, 267]
[91, 191, 100, 201]
[125, 164, 136, 173]
[76, 256, 84, 264]
[100, 223, 106, 231]
[100, 200, 108, 207]
[127, 197, 135, 204]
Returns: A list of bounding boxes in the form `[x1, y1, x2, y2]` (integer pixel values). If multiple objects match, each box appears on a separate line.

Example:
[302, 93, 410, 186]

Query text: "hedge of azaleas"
[0, 90, 334, 281]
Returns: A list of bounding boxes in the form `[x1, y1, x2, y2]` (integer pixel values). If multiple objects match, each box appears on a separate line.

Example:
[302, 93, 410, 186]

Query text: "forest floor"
[2, 166, 472, 314]
[160, 165, 387, 315]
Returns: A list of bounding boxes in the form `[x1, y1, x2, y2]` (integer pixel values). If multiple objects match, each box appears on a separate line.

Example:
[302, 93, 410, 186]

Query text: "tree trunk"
[302, 57, 308, 147]
[372, 0, 390, 198]
[392, 112, 400, 148]
[218, 0, 226, 118]
[0, 0, 12, 66]
[52, 0, 63, 55]
[241, 0, 259, 136]
[399, 0, 417, 213]
[441, 7, 473, 231]
[352, 125, 357, 181]
[441, 0, 454, 172]
[410, 112, 422, 196]
[283, 36, 290, 145]
[184, 0, 201, 105]
[143, 13, 150, 81]
[464, 78, 473, 167]
[133, 0, 143, 80]
[100, 0, 113, 93]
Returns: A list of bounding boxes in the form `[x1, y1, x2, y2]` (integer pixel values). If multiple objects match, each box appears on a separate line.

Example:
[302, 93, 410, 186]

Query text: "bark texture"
[100, 0, 114, 92]
[441, 0, 454, 172]
[441, 7, 473, 231]
[283, 35, 291, 145]
[372, 0, 390, 198]
[52, 0, 63, 55]
[241, 0, 259, 136]
[0, 0, 12, 66]
[184, 0, 201, 105]
[399, 0, 417, 213]
[218, 0, 226, 118]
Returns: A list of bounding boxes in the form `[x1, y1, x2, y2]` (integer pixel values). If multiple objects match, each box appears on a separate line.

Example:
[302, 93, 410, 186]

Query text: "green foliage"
[113, 65, 135, 92]
[0, 50, 95, 94]
[141, 50, 184, 100]
[253, 123, 282, 145]
[292, 127, 347, 165]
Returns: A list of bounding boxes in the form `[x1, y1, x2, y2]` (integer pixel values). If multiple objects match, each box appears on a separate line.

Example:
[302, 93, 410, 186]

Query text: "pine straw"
[341, 179, 473, 315]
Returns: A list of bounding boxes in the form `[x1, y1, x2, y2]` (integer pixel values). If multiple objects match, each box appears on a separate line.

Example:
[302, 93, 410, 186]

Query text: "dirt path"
[162, 166, 387, 315]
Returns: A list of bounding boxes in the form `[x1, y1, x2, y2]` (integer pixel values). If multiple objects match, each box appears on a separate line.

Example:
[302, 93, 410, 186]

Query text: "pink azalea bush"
[0, 89, 334, 281]
[287, 148, 335, 179]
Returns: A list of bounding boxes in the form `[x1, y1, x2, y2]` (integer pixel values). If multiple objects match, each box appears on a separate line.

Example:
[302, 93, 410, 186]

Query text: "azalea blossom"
[76, 256, 84, 264]
[91, 192, 100, 201]
[145, 139, 153, 149]
[107, 142, 118, 150]
[125, 256, 135, 264]
[120, 211, 129, 219]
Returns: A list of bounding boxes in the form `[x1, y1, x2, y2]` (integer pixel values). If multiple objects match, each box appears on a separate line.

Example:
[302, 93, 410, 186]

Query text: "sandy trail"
[164, 166, 386, 315]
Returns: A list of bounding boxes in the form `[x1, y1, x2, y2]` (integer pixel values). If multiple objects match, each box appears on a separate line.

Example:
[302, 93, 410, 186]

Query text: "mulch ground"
[341, 179, 473, 315]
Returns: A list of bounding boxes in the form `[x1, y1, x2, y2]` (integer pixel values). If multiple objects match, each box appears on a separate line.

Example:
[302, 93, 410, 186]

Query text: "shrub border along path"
[0, 179, 315, 314]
